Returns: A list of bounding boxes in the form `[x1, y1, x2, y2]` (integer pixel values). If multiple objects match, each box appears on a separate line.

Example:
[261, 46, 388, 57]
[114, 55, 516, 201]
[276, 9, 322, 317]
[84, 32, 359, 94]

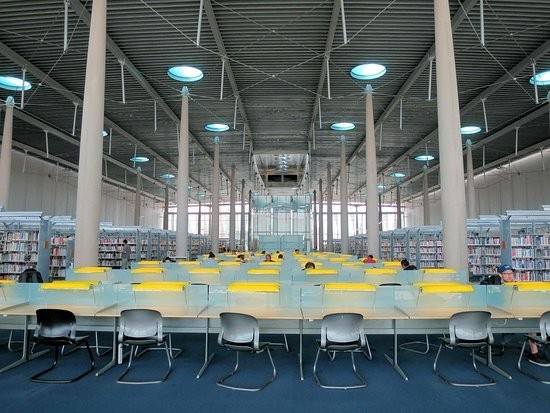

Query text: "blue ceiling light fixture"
[205, 123, 229, 132]
[389, 172, 406, 178]
[460, 126, 481, 135]
[377, 184, 386, 189]
[167, 66, 203, 83]
[0, 75, 31, 91]
[130, 156, 149, 163]
[102, 130, 109, 137]
[330, 122, 355, 131]
[530, 70, 550, 86]
[350, 63, 386, 81]
[160, 173, 175, 179]
[414, 154, 435, 161]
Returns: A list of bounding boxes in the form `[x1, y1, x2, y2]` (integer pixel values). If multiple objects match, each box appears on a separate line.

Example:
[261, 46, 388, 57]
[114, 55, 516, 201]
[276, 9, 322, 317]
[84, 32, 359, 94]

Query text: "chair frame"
[313, 313, 371, 390]
[433, 311, 511, 387]
[31, 308, 95, 383]
[517, 311, 550, 384]
[117, 309, 172, 385]
[217, 312, 276, 392]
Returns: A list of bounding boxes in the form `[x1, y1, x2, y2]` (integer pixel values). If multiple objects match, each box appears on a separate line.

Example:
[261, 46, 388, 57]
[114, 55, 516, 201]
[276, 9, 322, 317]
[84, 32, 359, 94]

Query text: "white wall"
[3, 150, 163, 227]
[405, 148, 550, 225]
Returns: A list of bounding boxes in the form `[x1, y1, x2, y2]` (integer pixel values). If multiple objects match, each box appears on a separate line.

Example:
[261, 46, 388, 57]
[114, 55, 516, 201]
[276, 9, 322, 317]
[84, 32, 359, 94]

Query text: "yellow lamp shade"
[324, 283, 376, 292]
[227, 282, 280, 293]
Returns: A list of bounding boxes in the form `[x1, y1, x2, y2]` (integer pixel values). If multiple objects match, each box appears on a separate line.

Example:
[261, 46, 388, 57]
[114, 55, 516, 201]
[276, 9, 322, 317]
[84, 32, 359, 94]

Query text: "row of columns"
[0, 0, 470, 270]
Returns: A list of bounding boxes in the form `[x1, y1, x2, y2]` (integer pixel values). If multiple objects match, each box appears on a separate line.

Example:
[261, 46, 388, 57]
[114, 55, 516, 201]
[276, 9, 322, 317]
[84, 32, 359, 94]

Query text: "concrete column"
[74, 0, 106, 268]
[240, 179, 246, 250]
[318, 179, 324, 252]
[176, 87, 190, 258]
[365, 86, 380, 258]
[0, 96, 15, 209]
[326, 164, 333, 252]
[134, 166, 142, 226]
[340, 137, 349, 254]
[423, 166, 430, 225]
[378, 194, 383, 233]
[466, 139, 477, 218]
[229, 164, 236, 250]
[211, 137, 220, 253]
[247, 189, 253, 250]
[197, 202, 202, 235]
[312, 189, 318, 250]
[163, 186, 169, 230]
[396, 184, 402, 229]
[434, 0, 468, 270]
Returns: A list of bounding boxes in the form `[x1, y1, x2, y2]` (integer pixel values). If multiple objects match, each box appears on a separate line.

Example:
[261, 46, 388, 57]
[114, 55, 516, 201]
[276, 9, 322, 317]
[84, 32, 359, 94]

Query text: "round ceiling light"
[130, 156, 149, 163]
[0, 76, 31, 91]
[414, 155, 435, 161]
[389, 172, 406, 178]
[350, 63, 386, 81]
[460, 126, 481, 135]
[167, 66, 204, 83]
[160, 173, 175, 179]
[530, 70, 550, 86]
[330, 122, 355, 131]
[205, 123, 229, 132]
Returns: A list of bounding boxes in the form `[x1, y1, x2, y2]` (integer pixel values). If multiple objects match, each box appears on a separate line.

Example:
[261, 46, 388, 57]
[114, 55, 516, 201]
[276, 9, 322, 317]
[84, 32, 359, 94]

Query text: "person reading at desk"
[401, 259, 417, 270]
[303, 262, 315, 270]
[363, 255, 376, 264]
[264, 254, 274, 262]
[481, 264, 549, 364]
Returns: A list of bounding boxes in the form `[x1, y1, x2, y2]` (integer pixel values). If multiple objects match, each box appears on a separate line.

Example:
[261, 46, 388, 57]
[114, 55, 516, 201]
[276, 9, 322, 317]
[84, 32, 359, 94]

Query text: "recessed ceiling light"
[130, 156, 149, 163]
[414, 155, 435, 161]
[530, 70, 550, 86]
[330, 122, 355, 131]
[460, 126, 481, 134]
[0, 76, 31, 91]
[377, 184, 386, 189]
[389, 172, 406, 178]
[167, 66, 203, 83]
[205, 123, 229, 132]
[350, 63, 386, 81]
[160, 173, 175, 179]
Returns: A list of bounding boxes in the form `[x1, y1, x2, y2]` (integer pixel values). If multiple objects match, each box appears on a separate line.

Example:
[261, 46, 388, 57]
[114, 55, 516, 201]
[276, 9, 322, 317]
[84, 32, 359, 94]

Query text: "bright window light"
[389, 172, 406, 178]
[167, 66, 203, 83]
[0, 76, 31, 91]
[130, 156, 149, 163]
[160, 173, 175, 179]
[330, 122, 355, 131]
[205, 123, 229, 132]
[461, 126, 481, 135]
[350, 64, 386, 80]
[414, 155, 435, 161]
[530, 70, 550, 86]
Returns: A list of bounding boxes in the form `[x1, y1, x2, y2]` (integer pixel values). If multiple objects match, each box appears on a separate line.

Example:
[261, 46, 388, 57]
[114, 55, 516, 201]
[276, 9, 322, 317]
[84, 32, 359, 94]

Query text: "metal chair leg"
[32, 340, 95, 384]
[517, 339, 550, 384]
[433, 343, 496, 387]
[217, 347, 276, 392]
[313, 347, 368, 390]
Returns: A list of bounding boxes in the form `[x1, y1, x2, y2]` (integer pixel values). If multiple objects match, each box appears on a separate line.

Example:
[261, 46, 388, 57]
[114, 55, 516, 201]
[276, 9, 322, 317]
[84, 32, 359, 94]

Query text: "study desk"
[197, 306, 303, 379]
[94, 304, 207, 376]
[302, 306, 410, 380]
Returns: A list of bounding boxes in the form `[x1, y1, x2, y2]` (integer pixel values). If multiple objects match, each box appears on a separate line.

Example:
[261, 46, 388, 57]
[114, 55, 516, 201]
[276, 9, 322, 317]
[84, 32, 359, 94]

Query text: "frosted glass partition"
[66, 268, 116, 282]
[486, 284, 550, 308]
[395, 270, 423, 284]
[36, 282, 117, 307]
[114, 283, 208, 307]
[0, 282, 32, 306]
[420, 269, 468, 284]
[397, 284, 486, 309]
[207, 283, 300, 308]
[300, 284, 395, 310]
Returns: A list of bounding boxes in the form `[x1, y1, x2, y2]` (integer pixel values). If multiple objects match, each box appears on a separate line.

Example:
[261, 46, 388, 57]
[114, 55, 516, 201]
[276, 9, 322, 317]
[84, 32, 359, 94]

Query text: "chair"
[517, 311, 550, 384]
[217, 312, 276, 391]
[30, 309, 95, 383]
[433, 311, 510, 386]
[117, 309, 172, 384]
[313, 313, 371, 389]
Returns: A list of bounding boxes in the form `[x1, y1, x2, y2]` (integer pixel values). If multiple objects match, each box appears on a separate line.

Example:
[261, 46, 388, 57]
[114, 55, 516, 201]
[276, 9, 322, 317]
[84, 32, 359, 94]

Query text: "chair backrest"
[218, 312, 259, 350]
[540, 311, 550, 341]
[320, 313, 365, 349]
[35, 308, 76, 340]
[448, 311, 493, 345]
[119, 309, 163, 342]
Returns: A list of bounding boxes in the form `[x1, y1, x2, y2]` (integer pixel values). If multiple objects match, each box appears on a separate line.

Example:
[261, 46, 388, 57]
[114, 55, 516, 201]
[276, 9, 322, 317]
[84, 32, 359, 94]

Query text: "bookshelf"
[467, 218, 501, 279]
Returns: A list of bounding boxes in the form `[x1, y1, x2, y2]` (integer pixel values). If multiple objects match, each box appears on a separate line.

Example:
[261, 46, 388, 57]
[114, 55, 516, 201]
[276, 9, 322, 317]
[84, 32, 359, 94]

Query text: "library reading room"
[1, 1, 550, 412]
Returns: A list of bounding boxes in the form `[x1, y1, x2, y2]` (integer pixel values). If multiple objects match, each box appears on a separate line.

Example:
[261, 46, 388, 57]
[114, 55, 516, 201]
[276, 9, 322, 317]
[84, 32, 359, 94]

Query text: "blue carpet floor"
[1, 333, 549, 412]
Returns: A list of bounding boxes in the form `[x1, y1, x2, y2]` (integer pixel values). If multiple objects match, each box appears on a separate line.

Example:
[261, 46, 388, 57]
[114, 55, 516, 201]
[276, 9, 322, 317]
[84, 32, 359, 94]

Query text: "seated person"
[163, 256, 174, 263]
[236, 254, 246, 263]
[264, 253, 274, 262]
[303, 262, 315, 270]
[363, 255, 376, 264]
[400, 259, 417, 270]
[19, 266, 43, 283]
[277, 254, 284, 260]
[208, 252, 216, 259]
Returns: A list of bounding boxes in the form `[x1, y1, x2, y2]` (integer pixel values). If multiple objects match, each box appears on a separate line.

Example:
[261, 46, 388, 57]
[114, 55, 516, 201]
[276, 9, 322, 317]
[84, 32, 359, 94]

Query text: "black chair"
[117, 309, 172, 384]
[433, 310, 510, 386]
[217, 312, 276, 391]
[31, 308, 95, 383]
[313, 313, 371, 389]
[517, 311, 550, 384]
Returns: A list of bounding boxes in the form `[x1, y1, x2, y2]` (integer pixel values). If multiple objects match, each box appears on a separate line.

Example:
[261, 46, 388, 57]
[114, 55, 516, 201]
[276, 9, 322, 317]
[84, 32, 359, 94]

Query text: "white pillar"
[163, 186, 169, 230]
[197, 202, 202, 235]
[0, 96, 15, 209]
[466, 139, 477, 218]
[326, 164, 333, 252]
[434, 0, 468, 270]
[423, 165, 430, 225]
[211, 137, 220, 253]
[134, 166, 142, 226]
[247, 189, 253, 250]
[365, 86, 379, 257]
[229, 163, 236, 250]
[396, 184, 402, 229]
[318, 179, 324, 252]
[74, 0, 106, 268]
[312, 189, 318, 251]
[176, 87, 190, 258]
[240, 179, 246, 250]
[340, 137, 349, 253]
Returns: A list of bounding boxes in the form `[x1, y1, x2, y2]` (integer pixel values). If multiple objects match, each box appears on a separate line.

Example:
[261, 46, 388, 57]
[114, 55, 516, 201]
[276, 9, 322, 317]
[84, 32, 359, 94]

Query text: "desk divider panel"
[0, 281, 32, 305]
[421, 268, 468, 284]
[487, 282, 550, 308]
[398, 283, 485, 309]
[66, 266, 113, 282]
[38, 281, 117, 307]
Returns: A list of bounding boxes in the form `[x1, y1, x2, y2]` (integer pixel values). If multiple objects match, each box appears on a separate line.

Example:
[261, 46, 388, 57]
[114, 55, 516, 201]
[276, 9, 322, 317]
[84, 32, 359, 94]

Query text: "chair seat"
[122, 335, 167, 347]
[33, 335, 88, 347]
[440, 337, 488, 348]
